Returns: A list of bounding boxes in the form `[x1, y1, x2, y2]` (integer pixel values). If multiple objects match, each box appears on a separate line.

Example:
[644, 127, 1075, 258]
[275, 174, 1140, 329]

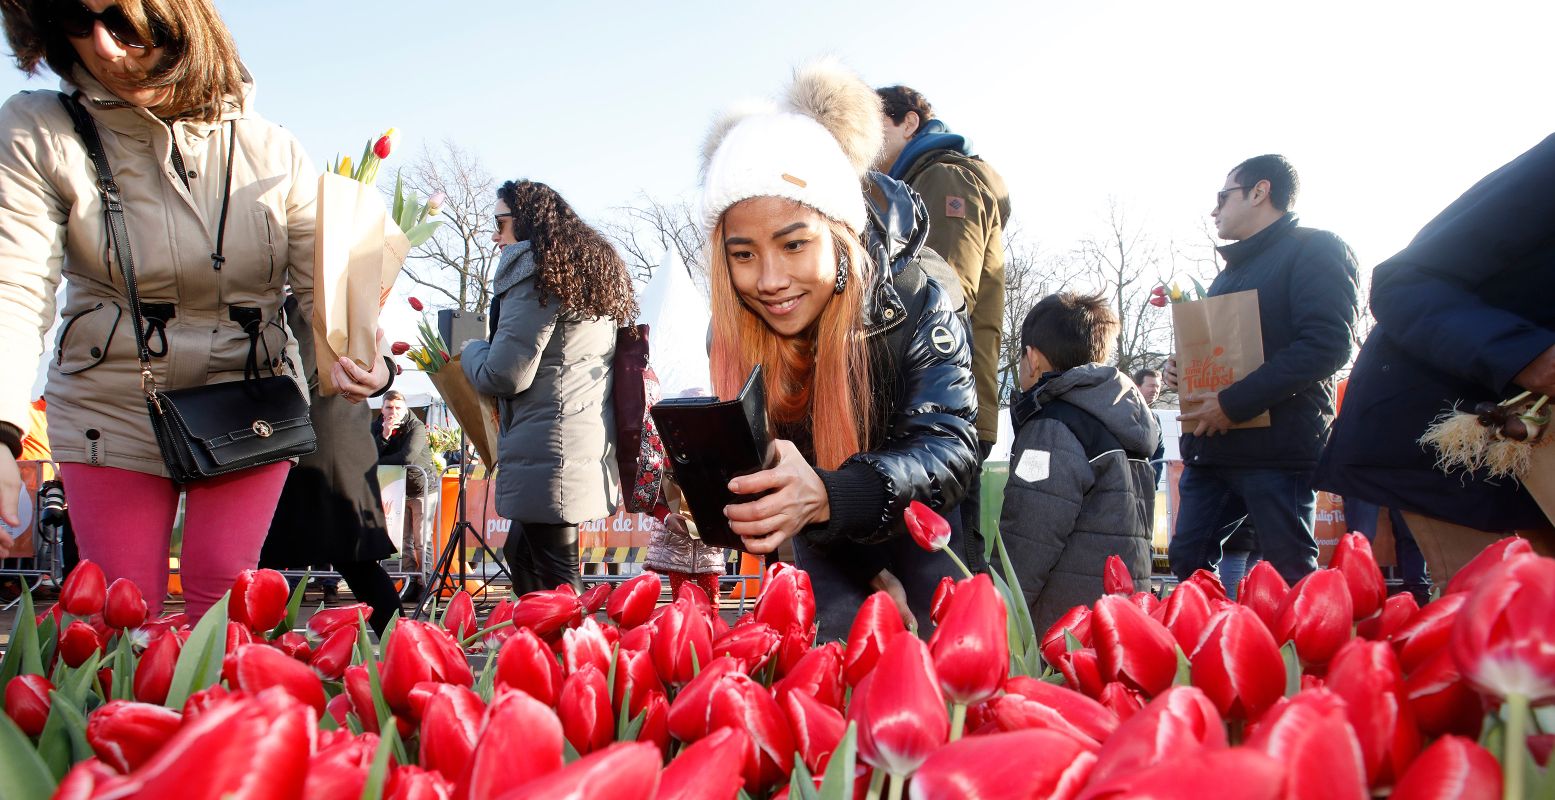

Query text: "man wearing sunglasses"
[1164, 154, 1361, 586]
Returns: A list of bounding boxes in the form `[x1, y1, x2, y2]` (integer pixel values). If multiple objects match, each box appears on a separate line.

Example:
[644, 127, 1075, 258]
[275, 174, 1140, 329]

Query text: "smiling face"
[721, 197, 839, 339]
[64, 1, 168, 108]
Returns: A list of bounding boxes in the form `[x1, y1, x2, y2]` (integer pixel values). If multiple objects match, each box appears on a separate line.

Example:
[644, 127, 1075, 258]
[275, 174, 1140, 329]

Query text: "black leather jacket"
[808, 173, 979, 545]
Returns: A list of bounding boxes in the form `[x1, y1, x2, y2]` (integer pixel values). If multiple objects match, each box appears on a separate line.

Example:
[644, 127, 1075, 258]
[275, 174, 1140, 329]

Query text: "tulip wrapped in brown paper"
[427, 355, 501, 468]
[313, 171, 411, 396]
[1171, 289, 1272, 429]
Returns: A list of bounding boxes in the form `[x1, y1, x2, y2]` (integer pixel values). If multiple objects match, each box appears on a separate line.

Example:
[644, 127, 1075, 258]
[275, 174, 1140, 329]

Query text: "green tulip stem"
[887, 773, 906, 800]
[866, 767, 886, 800]
[460, 619, 513, 649]
[950, 702, 968, 742]
[939, 546, 973, 580]
[1505, 691, 1530, 800]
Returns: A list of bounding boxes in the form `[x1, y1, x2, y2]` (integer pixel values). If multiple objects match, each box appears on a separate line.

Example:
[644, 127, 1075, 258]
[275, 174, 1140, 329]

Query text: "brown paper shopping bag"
[1520, 442, 1555, 526]
[313, 172, 411, 396]
[427, 355, 502, 468]
[1172, 289, 1271, 429]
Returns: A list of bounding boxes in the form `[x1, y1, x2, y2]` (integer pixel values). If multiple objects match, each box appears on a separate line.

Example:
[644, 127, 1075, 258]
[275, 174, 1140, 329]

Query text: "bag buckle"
[251, 420, 273, 438]
[141, 366, 162, 412]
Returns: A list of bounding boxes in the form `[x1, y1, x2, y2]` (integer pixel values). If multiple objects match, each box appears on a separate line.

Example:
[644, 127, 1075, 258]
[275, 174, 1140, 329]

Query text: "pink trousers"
[60, 462, 290, 620]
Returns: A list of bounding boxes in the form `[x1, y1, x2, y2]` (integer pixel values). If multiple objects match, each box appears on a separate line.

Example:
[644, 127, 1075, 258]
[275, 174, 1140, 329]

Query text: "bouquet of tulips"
[393, 296, 453, 375]
[3, 502, 1551, 799]
[393, 296, 501, 465]
[1147, 277, 1207, 307]
[325, 129, 445, 251]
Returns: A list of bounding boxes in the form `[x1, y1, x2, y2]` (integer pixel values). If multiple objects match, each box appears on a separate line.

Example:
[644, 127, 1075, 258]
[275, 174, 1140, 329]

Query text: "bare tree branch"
[600, 192, 707, 291]
[391, 140, 501, 314]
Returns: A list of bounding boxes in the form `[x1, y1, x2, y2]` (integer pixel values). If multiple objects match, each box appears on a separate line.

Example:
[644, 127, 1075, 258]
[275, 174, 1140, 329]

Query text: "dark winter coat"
[999, 365, 1158, 634]
[1179, 213, 1360, 470]
[1316, 134, 1555, 531]
[372, 414, 433, 497]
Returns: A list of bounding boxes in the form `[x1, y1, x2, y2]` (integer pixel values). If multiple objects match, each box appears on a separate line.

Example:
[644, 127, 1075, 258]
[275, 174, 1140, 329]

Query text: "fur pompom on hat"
[700, 58, 883, 234]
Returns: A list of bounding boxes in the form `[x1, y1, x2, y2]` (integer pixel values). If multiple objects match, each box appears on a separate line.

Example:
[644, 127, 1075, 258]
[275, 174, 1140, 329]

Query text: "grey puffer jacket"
[999, 364, 1158, 635]
[462, 243, 618, 525]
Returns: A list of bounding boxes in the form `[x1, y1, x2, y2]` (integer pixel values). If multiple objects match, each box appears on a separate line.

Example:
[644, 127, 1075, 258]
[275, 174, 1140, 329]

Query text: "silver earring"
[834, 252, 850, 294]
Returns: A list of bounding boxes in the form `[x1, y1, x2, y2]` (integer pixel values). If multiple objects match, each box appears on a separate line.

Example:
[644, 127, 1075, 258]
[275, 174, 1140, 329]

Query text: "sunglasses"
[1215, 185, 1248, 210]
[55, 1, 164, 49]
[494, 212, 512, 228]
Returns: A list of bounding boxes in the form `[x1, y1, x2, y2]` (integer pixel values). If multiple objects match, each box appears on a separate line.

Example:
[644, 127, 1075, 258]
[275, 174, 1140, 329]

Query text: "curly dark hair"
[497, 180, 637, 326]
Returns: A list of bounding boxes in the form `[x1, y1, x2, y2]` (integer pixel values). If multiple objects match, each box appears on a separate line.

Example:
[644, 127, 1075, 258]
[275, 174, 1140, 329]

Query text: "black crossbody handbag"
[59, 94, 316, 483]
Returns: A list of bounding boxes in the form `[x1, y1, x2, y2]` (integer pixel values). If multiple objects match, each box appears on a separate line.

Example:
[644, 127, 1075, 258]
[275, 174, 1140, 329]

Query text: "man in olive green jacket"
[876, 85, 1011, 567]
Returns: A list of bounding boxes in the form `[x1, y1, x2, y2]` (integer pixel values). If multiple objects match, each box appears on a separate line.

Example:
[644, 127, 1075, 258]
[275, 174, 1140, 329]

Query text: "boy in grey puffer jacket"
[1000, 293, 1159, 636]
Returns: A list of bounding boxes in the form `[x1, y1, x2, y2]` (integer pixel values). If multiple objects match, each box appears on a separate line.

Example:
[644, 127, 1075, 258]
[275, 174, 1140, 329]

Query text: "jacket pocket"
[254, 209, 277, 283]
[55, 302, 123, 375]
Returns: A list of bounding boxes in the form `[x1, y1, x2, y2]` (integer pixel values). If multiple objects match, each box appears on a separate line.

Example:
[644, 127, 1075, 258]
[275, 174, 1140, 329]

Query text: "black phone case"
[649, 366, 773, 551]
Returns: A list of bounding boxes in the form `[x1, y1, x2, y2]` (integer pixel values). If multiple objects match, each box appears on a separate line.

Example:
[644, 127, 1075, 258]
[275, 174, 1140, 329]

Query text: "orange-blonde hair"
[708, 215, 873, 470]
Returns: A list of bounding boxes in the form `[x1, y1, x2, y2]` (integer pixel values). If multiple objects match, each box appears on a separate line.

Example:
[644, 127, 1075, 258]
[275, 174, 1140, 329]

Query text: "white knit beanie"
[699, 59, 883, 235]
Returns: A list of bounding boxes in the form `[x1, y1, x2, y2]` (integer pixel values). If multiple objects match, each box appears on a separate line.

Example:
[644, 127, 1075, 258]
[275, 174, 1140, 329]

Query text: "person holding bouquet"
[697, 61, 979, 639]
[0, 0, 391, 618]
[461, 180, 636, 595]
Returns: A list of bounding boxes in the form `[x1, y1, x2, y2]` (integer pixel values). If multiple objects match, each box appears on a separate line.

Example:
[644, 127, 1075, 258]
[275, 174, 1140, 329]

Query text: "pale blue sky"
[6, 0, 1554, 323]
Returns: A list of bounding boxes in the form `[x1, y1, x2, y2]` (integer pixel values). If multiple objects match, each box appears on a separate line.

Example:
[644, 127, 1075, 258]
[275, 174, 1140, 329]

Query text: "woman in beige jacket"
[0, 0, 388, 617]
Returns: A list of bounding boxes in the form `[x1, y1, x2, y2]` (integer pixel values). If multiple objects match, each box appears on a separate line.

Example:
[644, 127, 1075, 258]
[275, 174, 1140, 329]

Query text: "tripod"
[412, 429, 511, 620]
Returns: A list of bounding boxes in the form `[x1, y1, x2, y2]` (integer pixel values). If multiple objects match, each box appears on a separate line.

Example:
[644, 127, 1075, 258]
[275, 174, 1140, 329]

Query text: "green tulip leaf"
[274, 569, 311, 639]
[0, 577, 42, 682]
[1280, 641, 1301, 698]
[0, 712, 56, 798]
[817, 722, 858, 800]
[165, 593, 230, 710]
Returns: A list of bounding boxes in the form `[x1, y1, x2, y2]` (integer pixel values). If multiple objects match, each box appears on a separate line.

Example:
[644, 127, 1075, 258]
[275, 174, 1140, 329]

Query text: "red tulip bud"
[656, 726, 748, 800]
[1391, 592, 1466, 673]
[928, 576, 956, 626]
[1392, 735, 1502, 798]
[60, 619, 103, 668]
[103, 578, 148, 630]
[510, 588, 585, 642]
[1093, 595, 1178, 697]
[418, 684, 484, 782]
[387, 765, 455, 800]
[273, 631, 313, 662]
[1237, 561, 1288, 633]
[60, 560, 108, 616]
[492, 741, 661, 800]
[86, 700, 183, 773]
[119, 690, 315, 798]
[606, 572, 661, 629]
[1102, 555, 1134, 595]
[579, 583, 612, 614]
[408, 297, 424, 312]
[224, 643, 327, 714]
[928, 573, 1008, 706]
[783, 688, 846, 774]
[1274, 568, 1353, 669]
[844, 591, 907, 686]
[1246, 688, 1368, 798]
[711, 621, 782, 672]
[904, 500, 951, 551]
[309, 625, 357, 681]
[5, 674, 53, 737]
[133, 632, 182, 705]
[441, 590, 476, 643]
[305, 603, 372, 641]
[1040, 605, 1093, 668]
[1086, 686, 1226, 786]
[1331, 533, 1387, 621]
[1444, 535, 1534, 595]
[495, 626, 563, 707]
[230, 569, 289, 634]
[1325, 639, 1421, 789]
[1148, 294, 1168, 307]
[373, 136, 392, 160]
[343, 664, 379, 734]
[460, 688, 564, 800]
[635, 691, 670, 756]
[562, 617, 613, 677]
[1154, 579, 1215, 654]
[1096, 681, 1146, 722]
[558, 666, 613, 756]
[773, 640, 845, 712]
[1450, 553, 1555, 703]
[910, 730, 1098, 800]
[1189, 605, 1285, 722]
[1404, 648, 1484, 738]
[851, 635, 947, 777]
[650, 596, 713, 687]
[1151, 285, 1167, 297]
[1355, 592, 1417, 642]
[988, 675, 1117, 747]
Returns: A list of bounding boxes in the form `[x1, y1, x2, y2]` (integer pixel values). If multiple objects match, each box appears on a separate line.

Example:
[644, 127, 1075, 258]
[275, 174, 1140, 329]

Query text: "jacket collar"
[1216, 212, 1299, 267]
[861, 171, 928, 334]
[62, 64, 254, 135]
[887, 119, 974, 180]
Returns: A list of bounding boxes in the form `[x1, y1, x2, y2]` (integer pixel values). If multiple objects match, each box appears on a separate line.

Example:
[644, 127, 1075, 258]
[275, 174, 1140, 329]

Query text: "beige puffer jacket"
[0, 69, 317, 477]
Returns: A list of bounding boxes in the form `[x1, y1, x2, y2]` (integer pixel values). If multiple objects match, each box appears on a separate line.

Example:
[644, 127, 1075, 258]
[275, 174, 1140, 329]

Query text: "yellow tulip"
[336, 156, 353, 178]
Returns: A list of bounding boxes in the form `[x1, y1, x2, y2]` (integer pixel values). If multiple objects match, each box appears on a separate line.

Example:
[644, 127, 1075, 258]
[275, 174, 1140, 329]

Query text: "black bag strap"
[57, 92, 238, 406]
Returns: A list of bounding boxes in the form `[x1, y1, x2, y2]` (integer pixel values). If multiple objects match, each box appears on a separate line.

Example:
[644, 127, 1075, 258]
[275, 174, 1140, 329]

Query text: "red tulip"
[612, 646, 666, 719]
[481, 599, 517, 649]
[1331, 533, 1387, 621]
[1444, 535, 1534, 595]
[1078, 747, 1285, 800]
[495, 626, 563, 707]
[753, 563, 815, 677]
[1092, 595, 1178, 697]
[1404, 648, 1485, 738]
[1246, 688, 1367, 799]
[1326, 639, 1421, 788]
[324, 694, 351, 727]
[929, 577, 956, 626]
[650, 595, 713, 686]
[655, 726, 749, 800]
[1151, 285, 1167, 297]
[305, 603, 373, 641]
[1055, 648, 1106, 698]
[379, 620, 473, 715]
[987, 675, 1118, 747]
[667, 657, 744, 743]
[1148, 294, 1168, 308]
[580, 583, 612, 614]
[1129, 590, 1160, 616]
[563, 617, 614, 677]
[102, 689, 314, 799]
[1103, 555, 1133, 595]
[273, 631, 313, 662]
[461, 688, 565, 800]
[302, 731, 377, 800]
[559, 666, 614, 756]
[851, 634, 947, 777]
[342, 664, 379, 733]
[1040, 605, 1093, 668]
[5, 674, 52, 736]
[419, 684, 484, 781]
[1391, 592, 1467, 673]
[1237, 560, 1289, 634]
[179, 683, 231, 723]
[86, 700, 184, 773]
[635, 691, 670, 756]
[54, 759, 125, 799]
[309, 625, 356, 681]
[904, 500, 951, 551]
[493, 741, 662, 800]
[60, 618, 103, 667]
[1086, 686, 1226, 787]
[511, 587, 586, 641]
[1154, 579, 1215, 654]
[104, 578, 148, 630]
[1096, 682, 1145, 722]
[606, 572, 662, 629]
[1450, 554, 1555, 703]
[712, 620, 782, 672]
[844, 591, 907, 686]
[1185, 568, 1229, 603]
[1274, 568, 1353, 669]
[773, 641, 845, 713]
[783, 688, 846, 774]
[1356, 592, 1417, 641]
[706, 670, 796, 793]
[928, 573, 1008, 706]
[409, 297, 424, 312]
[441, 590, 476, 642]
[224, 643, 326, 714]
[386, 765, 456, 800]
[60, 559, 108, 616]
[1391, 735, 1501, 800]
[911, 729, 1096, 800]
[230, 569, 290, 633]
[391, 341, 412, 356]
[1189, 605, 1286, 721]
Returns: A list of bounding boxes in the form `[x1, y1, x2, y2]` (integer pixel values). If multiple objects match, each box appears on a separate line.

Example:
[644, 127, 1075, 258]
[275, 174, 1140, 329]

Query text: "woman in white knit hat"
[700, 60, 979, 638]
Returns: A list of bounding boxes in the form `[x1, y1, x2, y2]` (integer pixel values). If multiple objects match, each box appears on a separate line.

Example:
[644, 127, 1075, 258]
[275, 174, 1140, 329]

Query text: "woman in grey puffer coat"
[462, 181, 637, 594]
